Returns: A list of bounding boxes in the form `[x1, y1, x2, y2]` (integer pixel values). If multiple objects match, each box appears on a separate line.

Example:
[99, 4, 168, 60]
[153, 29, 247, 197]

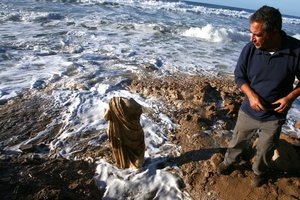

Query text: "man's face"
[250, 21, 273, 50]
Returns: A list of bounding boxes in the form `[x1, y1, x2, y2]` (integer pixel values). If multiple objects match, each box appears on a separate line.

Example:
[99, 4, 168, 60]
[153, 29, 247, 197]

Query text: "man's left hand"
[273, 97, 292, 113]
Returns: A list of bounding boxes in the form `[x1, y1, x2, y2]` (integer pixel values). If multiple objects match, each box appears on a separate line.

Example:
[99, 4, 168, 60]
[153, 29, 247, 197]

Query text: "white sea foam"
[283, 17, 300, 25]
[95, 159, 191, 200]
[293, 34, 300, 40]
[182, 24, 248, 43]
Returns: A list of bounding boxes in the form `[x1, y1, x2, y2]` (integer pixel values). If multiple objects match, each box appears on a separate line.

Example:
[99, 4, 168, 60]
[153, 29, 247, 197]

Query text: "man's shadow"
[165, 143, 300, 181]
[166, 147, 227, 167]
[140, 147, 226, 177]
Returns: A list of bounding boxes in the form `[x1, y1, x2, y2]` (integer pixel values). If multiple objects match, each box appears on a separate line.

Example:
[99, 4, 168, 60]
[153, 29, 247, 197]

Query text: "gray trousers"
[224, 109, 284, 175]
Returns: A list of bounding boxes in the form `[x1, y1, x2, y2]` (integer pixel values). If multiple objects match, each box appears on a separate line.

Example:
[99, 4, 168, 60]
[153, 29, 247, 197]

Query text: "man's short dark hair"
[250, 5, 282, 33]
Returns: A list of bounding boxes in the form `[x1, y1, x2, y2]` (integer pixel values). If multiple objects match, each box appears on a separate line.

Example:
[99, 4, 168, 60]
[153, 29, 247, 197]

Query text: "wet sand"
[0, 74, 299, 199]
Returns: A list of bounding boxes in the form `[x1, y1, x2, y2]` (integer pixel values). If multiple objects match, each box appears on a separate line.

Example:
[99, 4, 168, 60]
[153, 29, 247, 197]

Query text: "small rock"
[231, 170, 239, 177]
[20, 144, 34, 153]
[69, 182, 79, 190]
[210, 153, 223, 171]
[144, 63, 158, 71]
[0, 99, 8, 105]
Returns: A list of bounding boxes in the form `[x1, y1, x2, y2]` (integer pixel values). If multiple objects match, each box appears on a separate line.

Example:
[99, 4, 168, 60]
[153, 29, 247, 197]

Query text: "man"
[217, 5, 300, 187]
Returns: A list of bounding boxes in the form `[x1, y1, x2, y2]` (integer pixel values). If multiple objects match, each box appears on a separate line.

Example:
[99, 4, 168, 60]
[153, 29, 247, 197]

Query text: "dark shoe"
[251, 175, 266, 187]
[217, 162, 233, 175]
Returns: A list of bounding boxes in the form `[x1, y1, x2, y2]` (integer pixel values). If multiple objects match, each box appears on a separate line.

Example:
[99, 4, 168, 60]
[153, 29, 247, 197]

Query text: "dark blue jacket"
[234, 31, 300, 121]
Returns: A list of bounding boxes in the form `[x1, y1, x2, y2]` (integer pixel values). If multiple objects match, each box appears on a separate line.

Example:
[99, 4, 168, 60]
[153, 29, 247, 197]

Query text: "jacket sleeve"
[234, 43, 251, 88]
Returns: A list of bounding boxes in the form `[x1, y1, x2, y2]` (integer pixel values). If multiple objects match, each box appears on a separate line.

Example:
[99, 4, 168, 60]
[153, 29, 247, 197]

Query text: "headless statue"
[104, 97, 145, 169]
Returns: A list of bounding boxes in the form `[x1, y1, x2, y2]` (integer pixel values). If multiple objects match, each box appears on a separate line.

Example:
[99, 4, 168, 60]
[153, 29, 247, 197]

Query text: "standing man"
[217, 5, 300, 187]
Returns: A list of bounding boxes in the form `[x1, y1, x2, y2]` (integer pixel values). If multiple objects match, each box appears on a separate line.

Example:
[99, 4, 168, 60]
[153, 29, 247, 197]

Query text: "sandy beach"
[1, 74, 299, 200]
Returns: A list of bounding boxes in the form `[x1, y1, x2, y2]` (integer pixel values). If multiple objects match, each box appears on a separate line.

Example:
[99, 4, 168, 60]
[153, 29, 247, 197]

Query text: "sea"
[1, 0, 300, 199]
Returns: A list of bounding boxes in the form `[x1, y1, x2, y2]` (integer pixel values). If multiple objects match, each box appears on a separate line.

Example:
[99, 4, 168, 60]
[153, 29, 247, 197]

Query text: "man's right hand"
[240, 83, 265, 111]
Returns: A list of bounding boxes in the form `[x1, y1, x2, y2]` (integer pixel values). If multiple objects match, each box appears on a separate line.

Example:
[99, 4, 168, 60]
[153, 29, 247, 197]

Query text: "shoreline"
[0, 74, 299, 199]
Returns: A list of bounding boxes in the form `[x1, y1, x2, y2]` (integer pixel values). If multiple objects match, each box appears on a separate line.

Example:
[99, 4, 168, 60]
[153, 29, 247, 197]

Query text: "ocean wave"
[1, 9, 65, 23]
[124, 0, 252, 19]
[84, 0, 300, 25]
[9, 0, 297, 26]
[181, 24, 248, 43]
[293, 34, 300, 40]
[283, 17, 300, 25]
